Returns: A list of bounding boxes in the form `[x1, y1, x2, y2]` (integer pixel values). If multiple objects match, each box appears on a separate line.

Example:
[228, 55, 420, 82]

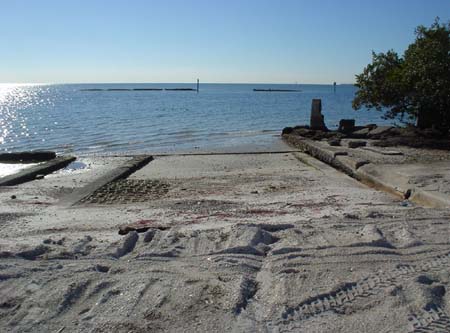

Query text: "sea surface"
[0, 83, 392, 155]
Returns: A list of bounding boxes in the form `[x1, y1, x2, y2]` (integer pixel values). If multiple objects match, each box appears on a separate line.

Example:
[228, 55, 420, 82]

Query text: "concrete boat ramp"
[0, 145, 449, 332]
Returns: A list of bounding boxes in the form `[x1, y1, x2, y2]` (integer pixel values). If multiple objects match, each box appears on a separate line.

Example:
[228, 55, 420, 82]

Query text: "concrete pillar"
[310, 99, 327, 130]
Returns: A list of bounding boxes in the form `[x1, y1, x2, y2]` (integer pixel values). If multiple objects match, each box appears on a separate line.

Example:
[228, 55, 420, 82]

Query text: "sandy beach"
[1, 140, 449, 332]
[2, 1, 449, 331]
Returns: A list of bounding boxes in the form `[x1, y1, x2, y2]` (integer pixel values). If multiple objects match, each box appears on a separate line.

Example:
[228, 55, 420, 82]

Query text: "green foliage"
[353, 19, 450, 130]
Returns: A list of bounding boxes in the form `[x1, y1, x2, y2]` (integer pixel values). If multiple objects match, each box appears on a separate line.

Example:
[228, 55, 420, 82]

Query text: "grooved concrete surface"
[0, 151, 449, 332]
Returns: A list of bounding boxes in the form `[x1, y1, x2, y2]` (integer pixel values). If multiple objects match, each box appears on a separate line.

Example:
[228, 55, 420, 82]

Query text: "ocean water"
[0, 83, 392, 155]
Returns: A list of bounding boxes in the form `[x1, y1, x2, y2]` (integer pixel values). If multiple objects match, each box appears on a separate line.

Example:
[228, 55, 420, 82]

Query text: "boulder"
[348, 140, 367, 149]
[338, 119, 355, 133]
[281, 127, 294, 135]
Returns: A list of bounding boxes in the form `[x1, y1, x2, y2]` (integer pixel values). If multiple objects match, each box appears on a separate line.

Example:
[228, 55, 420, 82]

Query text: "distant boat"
[253, 89, 301, 92]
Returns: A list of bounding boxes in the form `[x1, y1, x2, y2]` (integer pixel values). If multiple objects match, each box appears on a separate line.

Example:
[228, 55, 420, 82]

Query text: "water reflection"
[0, 84, 53, 151]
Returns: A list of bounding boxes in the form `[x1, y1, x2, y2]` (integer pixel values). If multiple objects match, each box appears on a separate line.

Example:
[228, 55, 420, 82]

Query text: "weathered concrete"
[0, 151, 56, 163]
[64, 155, 153, 205]
[0, 156, 75, 186]
[284, 133, 450, 208]
[310, 99, 327, 130]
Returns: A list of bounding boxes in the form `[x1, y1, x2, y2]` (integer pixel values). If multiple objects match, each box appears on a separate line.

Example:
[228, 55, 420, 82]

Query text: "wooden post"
[197, 79, 199, 93]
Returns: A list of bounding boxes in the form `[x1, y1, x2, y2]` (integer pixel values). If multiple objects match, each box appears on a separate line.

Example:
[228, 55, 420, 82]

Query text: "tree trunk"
[416, 108, 435, 129]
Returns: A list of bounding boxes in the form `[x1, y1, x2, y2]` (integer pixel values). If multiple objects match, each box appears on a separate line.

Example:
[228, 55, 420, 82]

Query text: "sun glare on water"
[0, 83, 46, 149]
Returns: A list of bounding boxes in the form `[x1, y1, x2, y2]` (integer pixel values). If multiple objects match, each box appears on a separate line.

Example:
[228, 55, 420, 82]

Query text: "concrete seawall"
[283, 133, 450, 208]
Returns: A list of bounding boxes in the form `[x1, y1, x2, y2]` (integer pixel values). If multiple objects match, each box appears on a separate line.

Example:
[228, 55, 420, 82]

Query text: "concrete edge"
[77, 150, 302, 158]
[64, 155, 153, 206]
[355, 167, 405, 199]
[283, 135, 359, 177]
[284, 134, 404, 199]
[410, 189, 450, 209]
[0, 151, 57, 163]
[283, 134, 450, 208]
[0, 156, 76, 186]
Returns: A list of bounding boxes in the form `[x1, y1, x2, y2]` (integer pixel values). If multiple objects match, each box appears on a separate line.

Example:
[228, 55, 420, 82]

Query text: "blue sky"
[1, 0, 449, 84]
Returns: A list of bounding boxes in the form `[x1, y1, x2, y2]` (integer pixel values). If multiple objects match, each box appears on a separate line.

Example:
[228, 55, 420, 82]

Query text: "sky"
[1, 0, 449, 84]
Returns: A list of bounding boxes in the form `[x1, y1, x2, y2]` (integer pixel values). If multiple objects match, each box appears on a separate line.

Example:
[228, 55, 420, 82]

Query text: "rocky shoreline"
[282, 123, 450, 207]
[282, 123, 450, 149]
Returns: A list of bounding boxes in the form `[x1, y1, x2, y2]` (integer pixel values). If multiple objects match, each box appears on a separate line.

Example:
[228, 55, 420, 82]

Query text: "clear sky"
[1, 0, 449, 84]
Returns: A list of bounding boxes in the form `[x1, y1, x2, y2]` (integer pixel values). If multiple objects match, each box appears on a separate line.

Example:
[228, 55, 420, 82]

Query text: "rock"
[310, 99, 327, 131]
[348, 141, 367, 148]
[10, 195, 16, 200]
[367, 126, 394, 138]
[404, 189, 412, 200]
[338, 119, 355, 133]
[327, 138, 341, 146]
[282, 127, 294, 135]
[351, 127, 370, 138]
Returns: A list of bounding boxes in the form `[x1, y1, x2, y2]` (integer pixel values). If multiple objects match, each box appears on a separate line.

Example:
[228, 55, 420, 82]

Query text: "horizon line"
[0, 81, 356, 86]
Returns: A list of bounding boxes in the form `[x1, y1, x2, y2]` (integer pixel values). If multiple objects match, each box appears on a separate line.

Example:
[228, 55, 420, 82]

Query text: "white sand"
[0, 152, 449, 332]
